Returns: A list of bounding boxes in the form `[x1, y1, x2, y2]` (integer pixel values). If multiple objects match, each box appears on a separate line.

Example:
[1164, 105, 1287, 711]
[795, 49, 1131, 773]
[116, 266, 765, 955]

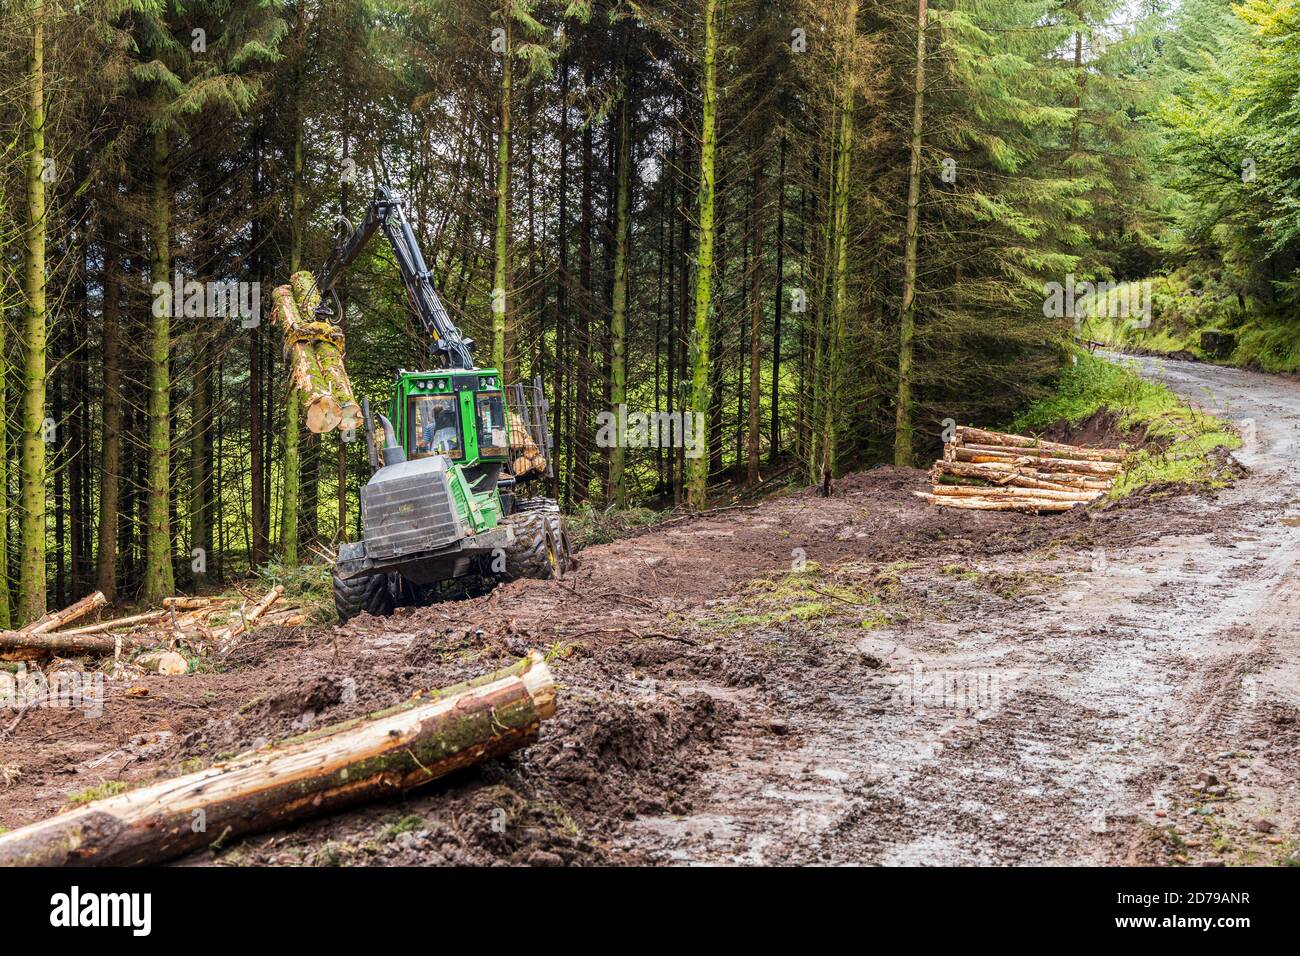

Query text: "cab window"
[409, 395, 462, 460]
[475, 392, 508, 458]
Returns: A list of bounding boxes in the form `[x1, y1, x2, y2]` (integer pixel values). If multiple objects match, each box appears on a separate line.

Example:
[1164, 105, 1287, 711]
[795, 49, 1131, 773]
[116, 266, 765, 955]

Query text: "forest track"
[2, 353, 1297, 866]
[616, 352, 1300, 866]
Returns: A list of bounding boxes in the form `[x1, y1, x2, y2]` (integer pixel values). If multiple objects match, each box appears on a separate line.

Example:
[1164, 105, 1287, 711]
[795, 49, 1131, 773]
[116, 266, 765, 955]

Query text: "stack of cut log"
[508, 408, 547, 478]
[271, 270, 362, 435]
[916, 425, 1128, 513]
[0, 586, 305, 667]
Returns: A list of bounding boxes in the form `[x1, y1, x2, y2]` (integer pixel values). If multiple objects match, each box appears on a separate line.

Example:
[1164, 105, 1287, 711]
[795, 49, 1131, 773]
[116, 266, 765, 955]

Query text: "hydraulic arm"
[315, 185, 475, 369]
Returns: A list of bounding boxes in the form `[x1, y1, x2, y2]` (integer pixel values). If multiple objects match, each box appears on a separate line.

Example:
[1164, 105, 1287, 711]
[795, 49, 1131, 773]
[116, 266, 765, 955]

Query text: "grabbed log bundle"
[270, 270, 362, 435]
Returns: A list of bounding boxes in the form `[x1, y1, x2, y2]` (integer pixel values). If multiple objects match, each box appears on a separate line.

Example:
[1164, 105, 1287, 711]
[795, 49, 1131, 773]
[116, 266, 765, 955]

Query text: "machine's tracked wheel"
[332, 569, 394, 623]
[511, 497, 575, 573]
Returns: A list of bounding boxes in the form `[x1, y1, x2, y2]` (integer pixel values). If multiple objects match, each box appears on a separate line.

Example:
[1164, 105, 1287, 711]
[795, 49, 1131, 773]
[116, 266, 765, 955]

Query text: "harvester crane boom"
[315, 184, 475, 369]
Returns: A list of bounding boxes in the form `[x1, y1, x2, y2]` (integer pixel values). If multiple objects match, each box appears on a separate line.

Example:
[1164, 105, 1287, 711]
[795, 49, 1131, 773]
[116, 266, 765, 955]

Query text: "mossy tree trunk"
[0, 249, 10, 629]
[608, 43, 631, 508]
[18, 2, 47, 625]
[894, 0, 927, 466]
[96, 238, 123, 601]
[819, 0, 858, 485]
[281, 52, 306, 567]
[687, 0, 719, 510]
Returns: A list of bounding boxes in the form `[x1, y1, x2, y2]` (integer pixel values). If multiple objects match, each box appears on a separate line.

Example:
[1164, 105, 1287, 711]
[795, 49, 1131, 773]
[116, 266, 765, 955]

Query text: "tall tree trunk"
[820, 0, 858, 485]
[96, 237, 122, 602]
[492, 7, 512, 377]
[143, 128, 175, 603]
[281, 67, 305, 567]
[687, 0, 719, 509]
[0, 250, 9, 627]
[769, 132, 785, 465]
[336, 130, 351, 543]
[574, 71, 593, 504]
[190, 325, 211, 587]
[894, 0, 927, 466]
[552, 58, 569, 504]
[18, 4, 48, 624]
[608, 49, 631, 508]
[746, 151, 765, 486]
[250, 134, 268, 568]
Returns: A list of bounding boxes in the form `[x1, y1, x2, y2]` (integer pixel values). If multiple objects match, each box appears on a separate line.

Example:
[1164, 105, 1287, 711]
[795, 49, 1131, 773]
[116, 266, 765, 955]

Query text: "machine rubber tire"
[333, 569, 394, 623]
[511, 497, 575, 572]
[501, 509, 560, 581]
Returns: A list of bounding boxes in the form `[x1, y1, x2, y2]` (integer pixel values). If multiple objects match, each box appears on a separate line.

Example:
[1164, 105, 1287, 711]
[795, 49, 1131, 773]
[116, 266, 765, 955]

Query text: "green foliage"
[1155, 0, 1300, 304]
[564, 503, 666, 548]
[254, 560, 334, 620]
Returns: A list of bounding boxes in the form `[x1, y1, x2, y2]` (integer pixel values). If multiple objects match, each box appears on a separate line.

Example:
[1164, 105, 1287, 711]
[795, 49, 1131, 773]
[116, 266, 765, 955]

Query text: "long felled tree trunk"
[0, 653, 556, 866]
[18, 2, 47, 625]
[143, 127, 175, 603]
[894, 0, 927, 466]
[687, 0, 719, 510]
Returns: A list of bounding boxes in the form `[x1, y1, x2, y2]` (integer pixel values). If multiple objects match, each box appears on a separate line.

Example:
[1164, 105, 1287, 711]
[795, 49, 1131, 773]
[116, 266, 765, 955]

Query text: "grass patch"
[703, 562, 883, 631]
[68, 781, 131, 805]
[383, 814, 427, 840]
[1011, 352, 1240, 497]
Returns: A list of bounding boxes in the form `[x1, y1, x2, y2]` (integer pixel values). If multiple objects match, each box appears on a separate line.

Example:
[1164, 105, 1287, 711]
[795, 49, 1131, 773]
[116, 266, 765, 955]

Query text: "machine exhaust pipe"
[377, 414, 406, 465]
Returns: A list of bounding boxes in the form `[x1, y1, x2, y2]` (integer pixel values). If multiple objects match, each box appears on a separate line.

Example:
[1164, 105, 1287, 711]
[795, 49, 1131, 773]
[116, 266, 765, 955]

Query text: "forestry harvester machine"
[293, 185, 572, 622]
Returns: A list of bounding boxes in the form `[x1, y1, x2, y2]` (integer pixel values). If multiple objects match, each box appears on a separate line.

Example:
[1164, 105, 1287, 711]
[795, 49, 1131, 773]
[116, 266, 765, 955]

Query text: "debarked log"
[24, 591, 109, 636]
[912, 492, 1079, 512]
[0, 652, 557, 866]
[928, 484, 1100, 502]
[960, 441, 1126, 464]
[953, 426, 1128, 461]
[950, 446, 1122, 476]
[930, 460, 1111, 492]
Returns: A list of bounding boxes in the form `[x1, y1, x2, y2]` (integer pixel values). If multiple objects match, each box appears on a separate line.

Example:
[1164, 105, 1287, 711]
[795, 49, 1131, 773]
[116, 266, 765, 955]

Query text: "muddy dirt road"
[625, 352, 1298, 866]
[3, 353, 1297, 866]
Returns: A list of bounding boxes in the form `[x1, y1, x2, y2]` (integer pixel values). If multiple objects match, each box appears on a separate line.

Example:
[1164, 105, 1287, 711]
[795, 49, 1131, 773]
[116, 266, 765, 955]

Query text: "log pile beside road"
[916, 425, 1129, 513]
